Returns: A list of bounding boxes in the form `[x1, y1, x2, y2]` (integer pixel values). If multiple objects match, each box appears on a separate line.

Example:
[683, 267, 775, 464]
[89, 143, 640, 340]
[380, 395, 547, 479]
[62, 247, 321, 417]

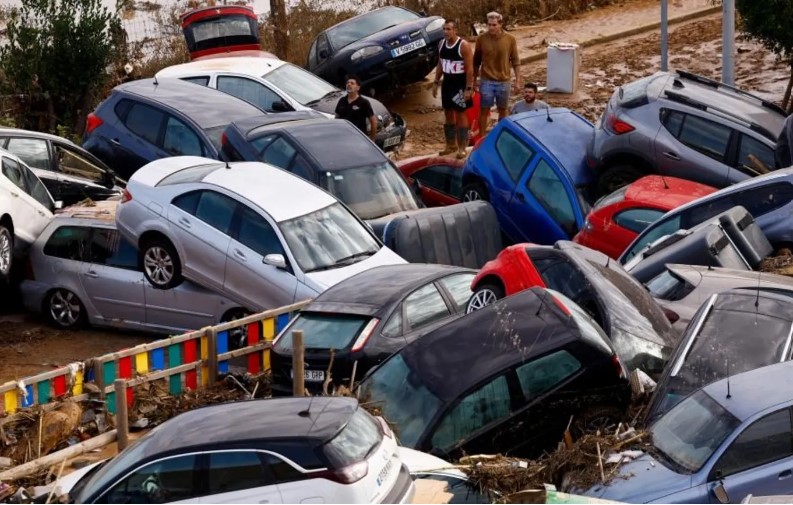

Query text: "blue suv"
[461, 108, 597, 244]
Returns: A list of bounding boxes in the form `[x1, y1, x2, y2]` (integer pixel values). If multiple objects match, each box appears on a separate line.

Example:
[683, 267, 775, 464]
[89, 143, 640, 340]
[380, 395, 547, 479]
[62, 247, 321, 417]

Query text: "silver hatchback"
[21, 201, 249, 333]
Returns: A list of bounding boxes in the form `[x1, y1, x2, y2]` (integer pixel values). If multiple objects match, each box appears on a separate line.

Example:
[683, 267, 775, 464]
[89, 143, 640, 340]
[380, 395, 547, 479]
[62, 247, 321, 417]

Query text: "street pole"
[722, 0, 735, 85]
[660, 0, 668, 72]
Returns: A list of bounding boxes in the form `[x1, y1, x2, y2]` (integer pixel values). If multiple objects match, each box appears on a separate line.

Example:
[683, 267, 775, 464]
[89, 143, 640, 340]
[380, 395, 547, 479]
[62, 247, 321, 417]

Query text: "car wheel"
[222, 308, 251, 350]
[466, 283, 504, 313]
[0, 225, 12, 280]
[462, 182, 488, 203]
[47, 289, 85, 329]
[598, 165, 645, 196]
[141, 237, 182, 290]
[572, 406, 623, 437]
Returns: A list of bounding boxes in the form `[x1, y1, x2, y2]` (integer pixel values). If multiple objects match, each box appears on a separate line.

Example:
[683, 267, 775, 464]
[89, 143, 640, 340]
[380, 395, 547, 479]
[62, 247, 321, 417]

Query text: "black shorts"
[441, 81, 472, 111]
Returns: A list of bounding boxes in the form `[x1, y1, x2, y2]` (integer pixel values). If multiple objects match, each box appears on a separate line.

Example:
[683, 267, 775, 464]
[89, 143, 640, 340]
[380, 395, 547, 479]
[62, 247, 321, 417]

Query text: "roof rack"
[675, 70, 787, 116]
[663, 90, 778, 141]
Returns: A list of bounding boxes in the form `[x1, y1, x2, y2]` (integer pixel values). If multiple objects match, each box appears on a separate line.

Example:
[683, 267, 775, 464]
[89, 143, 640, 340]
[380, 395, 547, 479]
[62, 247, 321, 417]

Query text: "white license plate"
[383, 135, 401, 147]
[391, 38, 426, 57]
[291, 369, 325, 382]
[376, 458, 394, 487]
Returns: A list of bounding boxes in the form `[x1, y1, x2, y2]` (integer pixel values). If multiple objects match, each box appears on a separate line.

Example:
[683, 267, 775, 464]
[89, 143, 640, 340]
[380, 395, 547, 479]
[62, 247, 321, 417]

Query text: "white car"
[0, 148, 59, 279]
[399, 448, 492, 504]
[115, 156, 405, 311]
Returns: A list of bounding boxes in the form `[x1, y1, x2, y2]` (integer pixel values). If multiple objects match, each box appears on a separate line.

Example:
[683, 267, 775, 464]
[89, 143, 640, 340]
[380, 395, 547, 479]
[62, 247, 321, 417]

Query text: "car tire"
[598, 165, 646, 196]
[462, 181, 489, 203]
[466, 283, 504, 313]
[47, 289, 86, 329]
[572, 405, 623, 437]
[141, 237, 182, 290]
[0, 225, 12, 280]
[221, 308, 251, 350]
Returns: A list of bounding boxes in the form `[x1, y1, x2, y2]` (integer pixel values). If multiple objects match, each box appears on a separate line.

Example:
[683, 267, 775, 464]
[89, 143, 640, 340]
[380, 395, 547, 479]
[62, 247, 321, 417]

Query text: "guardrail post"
[206, 327, 218, 386]
[114, 379, 129, 451]
[292, 330, 304, 397]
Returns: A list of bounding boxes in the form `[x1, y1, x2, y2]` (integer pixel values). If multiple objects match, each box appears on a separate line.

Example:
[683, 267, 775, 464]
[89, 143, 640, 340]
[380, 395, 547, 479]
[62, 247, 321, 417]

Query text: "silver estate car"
[21, 200, 249, 332]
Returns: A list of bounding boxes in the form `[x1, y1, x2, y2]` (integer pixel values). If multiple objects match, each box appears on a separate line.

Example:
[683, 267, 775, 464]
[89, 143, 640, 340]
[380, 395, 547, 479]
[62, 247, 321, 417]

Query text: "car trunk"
[181, 6, 261, 60]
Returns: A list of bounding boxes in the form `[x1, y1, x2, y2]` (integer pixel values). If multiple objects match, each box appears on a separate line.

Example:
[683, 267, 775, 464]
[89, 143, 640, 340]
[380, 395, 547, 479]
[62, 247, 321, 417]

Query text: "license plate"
[383, 135, 401, 147]
[291, 369, 325, 382]
[391, 38, 426, 57]
[376, 458, 394, 487]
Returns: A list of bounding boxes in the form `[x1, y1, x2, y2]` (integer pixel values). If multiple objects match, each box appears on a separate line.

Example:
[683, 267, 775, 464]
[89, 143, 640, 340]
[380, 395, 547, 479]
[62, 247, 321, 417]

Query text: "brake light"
[350, 318, 380, 352]
[606, 113, 634, 135]
[549, 293, 571, 317]
[315, 460, 369, 484]
[85, 113, 103, 134]
[121, 189, 132, 203]
[662, 307, 680, 324]
[613, 354, 627, 379]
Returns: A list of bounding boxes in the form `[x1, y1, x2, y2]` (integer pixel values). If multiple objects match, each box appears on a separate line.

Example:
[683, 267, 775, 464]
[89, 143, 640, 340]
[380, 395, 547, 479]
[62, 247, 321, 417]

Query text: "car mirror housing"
[713, 483, 729, 504]
[264, 253, 287, 269]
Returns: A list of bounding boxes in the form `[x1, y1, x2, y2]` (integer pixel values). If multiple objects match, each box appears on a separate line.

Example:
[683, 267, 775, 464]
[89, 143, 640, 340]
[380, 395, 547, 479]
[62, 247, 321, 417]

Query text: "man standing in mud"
[432, 19, 474, 159]
[510, 83, 549, 115]
[335, 75, 377, 143]
[473, 11, 521, 136]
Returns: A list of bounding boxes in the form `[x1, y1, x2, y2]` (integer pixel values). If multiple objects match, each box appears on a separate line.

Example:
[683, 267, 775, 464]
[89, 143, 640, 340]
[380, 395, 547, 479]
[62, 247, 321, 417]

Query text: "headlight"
[351, 46, 383, 61]
[426, 18, 444, 32]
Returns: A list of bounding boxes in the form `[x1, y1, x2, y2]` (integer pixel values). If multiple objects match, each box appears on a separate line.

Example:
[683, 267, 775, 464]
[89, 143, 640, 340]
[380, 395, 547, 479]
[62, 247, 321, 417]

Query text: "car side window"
[734, 183, 793, 219]
[2, 157, 28, 192]
[515, 350, 581, 401]
[207, 451, 274, 495]
[261, 136, 297, 169]
[103, 454, 198, 504]
[123, 102, 166, 145]
[217, 76, 282, 113]
[624, 214, 682, 261]
[414, 165, 457, 195]
[43, 226, 92, 260]
[174, 190, 237, 235]
[738, 135, 775, 174]
[661, 109, 684, 137]
[20, 162, 53, 211]
[381, 310, 403, 338]
[404, 284, 451, 331]
[162, 116, 204, 157]
[439, 273, 475, 312]
[180, 76, 210, 86]
[88, 229, 138, 270]
[289, 153, 313, 180]
[527, 159, 577, 235]
[613, 208, 665, 234]
[431, 375, 511, 451]
[676, 114, 732, 163]
[234, 205, 285, 258]
[6, 138, 50, 171]
[495, 129, 534, 182]
[532, 256, 591, 304]
[54, 144, 107, 183]
[714, 409, 793, 478]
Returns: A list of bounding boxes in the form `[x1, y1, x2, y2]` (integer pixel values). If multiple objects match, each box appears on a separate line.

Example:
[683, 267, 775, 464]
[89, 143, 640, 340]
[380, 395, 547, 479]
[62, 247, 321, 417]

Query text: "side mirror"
[263, 253, 287, 269]
[271, 101, 292, 113]
[54, 200, 63, 210]
[319, 49, 329, 59]
[713, 482, 729, 504]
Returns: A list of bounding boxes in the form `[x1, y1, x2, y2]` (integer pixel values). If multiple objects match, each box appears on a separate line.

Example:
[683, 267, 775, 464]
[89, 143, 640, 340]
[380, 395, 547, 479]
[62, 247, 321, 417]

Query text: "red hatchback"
[573, 175, 716, 259]
[396, 155, 465, 207]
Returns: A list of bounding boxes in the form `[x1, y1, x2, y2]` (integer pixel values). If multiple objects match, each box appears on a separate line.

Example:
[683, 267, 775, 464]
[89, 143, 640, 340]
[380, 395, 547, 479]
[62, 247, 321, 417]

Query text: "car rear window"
[274, 312, 372, 351]
[617, 74, 656, 108]
[156, 163, 222, 186]
[593, 185, 627, 210]
[646, 269, 695, 301]
[322, 408, 382, 467]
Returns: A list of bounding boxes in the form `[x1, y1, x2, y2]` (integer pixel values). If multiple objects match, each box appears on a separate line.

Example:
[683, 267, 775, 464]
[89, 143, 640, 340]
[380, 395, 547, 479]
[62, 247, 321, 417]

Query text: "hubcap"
[463, 189, 482, 202]
[0, 231, 10, 275]
[467, 288, 498, 313]
[50, 290, 80, 326]
[144, 246, 174, 286]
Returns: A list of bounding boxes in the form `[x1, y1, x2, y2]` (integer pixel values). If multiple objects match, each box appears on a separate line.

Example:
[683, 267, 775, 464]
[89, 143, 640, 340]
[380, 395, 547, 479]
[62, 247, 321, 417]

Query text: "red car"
[181, 6, 278, 61]
[572, 175, 716, 259]
[396, 155, 465, 207]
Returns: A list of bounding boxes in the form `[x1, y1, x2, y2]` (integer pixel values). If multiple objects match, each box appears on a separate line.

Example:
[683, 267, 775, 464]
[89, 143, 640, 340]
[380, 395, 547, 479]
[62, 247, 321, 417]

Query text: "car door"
[81, 227, 146, 324]
[255, 134, 316, 183]
[216, 75, 293, 113]
[51, 142, 118, 205]
[224, 204, 299, 310]
[311, 34, 333, 78]
[112, 99, 168, 172]
[162, 115, 209, 157]
[707, 408, 793, 503]
[168, 190, 235, 291]
[735, 133, 776, 176]
[41, 224, 93, 293]
[198, 451, 283, 504]
[5, 157, 53, 244]
[1, 136, 62, 199]
[490, 128, 536, 240]
[98, 454, 200, 504]
[411, 164, 462, 206]
[0, 156, 39, 245]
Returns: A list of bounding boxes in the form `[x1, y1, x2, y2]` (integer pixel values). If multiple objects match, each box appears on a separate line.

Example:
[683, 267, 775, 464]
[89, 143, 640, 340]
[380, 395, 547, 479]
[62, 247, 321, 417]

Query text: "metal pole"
[113, 379, 129, 451]
[660, 0, 668, 71]
[722, 0, 735, 85]
[292, 330, 304, 397]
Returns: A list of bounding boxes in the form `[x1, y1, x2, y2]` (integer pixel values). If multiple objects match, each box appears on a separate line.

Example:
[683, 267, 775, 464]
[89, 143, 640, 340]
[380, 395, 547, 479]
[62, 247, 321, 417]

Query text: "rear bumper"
[375, 113, 408, 151]
[380, 464, 415, 504]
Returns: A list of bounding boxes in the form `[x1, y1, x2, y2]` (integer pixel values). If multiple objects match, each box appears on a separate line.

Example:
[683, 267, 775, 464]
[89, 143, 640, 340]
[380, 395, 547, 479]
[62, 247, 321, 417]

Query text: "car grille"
[387, 30, 422, 47]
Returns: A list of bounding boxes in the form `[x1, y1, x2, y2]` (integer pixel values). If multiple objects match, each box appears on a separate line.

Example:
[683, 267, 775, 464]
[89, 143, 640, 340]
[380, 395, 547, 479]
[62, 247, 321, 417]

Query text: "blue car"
[588, 359, 793, 503]
[461, 108, 597, 244]
[306, 6, 444, 91]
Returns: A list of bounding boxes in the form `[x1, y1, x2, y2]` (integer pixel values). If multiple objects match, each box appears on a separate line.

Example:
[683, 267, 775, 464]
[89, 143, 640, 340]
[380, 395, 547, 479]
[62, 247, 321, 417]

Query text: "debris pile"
[759, 251, 793, 277]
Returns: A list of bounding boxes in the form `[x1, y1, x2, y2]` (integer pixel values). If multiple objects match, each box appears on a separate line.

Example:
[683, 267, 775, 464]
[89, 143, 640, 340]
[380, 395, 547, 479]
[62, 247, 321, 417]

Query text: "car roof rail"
[663, 90, 778, 141]
[674, 70, 787, 116]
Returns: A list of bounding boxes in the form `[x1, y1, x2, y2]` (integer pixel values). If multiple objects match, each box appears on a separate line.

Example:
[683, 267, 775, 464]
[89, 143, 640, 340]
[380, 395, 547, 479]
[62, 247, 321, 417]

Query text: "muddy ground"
[1, 6, 790, 384]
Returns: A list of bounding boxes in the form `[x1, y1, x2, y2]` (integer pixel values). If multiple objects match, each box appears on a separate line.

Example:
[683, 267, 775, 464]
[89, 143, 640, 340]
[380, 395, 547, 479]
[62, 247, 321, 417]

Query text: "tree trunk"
[270, 0, 289, 61]
[783, 59, 793, 113]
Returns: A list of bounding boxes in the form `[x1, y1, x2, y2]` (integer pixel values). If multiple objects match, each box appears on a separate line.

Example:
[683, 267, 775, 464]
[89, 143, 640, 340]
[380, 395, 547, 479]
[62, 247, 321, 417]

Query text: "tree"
[0, 0, 124, 134]
[735, 0, 793, 111]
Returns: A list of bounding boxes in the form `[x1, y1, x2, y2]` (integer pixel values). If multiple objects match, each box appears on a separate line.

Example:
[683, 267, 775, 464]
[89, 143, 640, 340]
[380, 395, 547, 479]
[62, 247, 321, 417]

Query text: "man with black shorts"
[432, 19, 474, 159]
[335, 75, 377, 143]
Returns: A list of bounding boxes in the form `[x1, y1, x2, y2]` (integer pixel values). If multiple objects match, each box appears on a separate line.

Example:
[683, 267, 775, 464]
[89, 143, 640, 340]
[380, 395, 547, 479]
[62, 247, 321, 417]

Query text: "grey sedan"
[21, 203, 249, 333]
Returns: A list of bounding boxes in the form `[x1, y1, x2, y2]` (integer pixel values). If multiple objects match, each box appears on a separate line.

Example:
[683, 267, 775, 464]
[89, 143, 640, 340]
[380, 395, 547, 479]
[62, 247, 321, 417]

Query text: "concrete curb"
[519, 5, 722, 66]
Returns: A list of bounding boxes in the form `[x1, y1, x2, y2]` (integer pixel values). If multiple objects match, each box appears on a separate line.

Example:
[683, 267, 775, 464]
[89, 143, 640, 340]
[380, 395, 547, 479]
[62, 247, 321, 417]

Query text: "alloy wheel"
[467, 288, 498, 313]
[144, 246, 174, 287]
[50, 290, 81, 327]
[463, 189, 482, 202]
[0, 230, 10, 276]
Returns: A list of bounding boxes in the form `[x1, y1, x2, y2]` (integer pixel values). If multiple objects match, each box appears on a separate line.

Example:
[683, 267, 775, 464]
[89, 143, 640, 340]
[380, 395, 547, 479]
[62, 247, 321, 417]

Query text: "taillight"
[375, 416, 393, 439]
[605, 113, 634, 135]
[315, 460, 369, 484]
[85, 113, 103, 134]
[613, 354, 627, 379]
[351, 318, 379, 352]
[662, 308, 680, 324]
[121, 189, 132, 203]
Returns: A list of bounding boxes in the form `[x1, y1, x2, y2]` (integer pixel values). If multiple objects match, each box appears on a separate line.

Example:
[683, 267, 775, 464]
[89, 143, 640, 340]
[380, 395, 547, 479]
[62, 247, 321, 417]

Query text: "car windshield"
[326, 7, 420, 50]
[593, 185, 628, 210]
[650, 390, 739, 473]
[645, 269, 696, 301]
[622, 214, 682, 263]
[274, 312, 371, 351]
[360, 354, 442, 448]
[319, 163, 419, 219]
[265, 63, 339, 105]
[278, 202, 382, 273]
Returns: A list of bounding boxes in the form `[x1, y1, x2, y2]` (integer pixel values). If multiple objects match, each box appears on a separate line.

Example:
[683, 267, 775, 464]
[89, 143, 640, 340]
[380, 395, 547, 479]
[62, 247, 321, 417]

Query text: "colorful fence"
[0, 300, 309, 417]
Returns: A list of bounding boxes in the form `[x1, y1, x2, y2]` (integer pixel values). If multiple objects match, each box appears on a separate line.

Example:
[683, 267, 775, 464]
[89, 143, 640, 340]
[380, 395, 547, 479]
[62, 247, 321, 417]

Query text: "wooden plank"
[210, 300, 309, 333]
[37, 380, 50, 405]
[218, 342, 272, 361]
[0, 366, 74, 392]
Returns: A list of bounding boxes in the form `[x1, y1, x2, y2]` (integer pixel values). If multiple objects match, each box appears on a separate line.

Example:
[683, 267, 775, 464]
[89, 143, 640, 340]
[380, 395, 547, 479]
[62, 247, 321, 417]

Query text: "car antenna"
[546, 105, 553, 123]
[726, 359, 732, 399]
[153, 75, 158, 86]
[224, 157, 231, 169]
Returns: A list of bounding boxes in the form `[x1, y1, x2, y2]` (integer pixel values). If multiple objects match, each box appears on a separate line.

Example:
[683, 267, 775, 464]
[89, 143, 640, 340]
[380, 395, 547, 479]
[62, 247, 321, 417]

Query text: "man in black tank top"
[432, 20, 474, 159]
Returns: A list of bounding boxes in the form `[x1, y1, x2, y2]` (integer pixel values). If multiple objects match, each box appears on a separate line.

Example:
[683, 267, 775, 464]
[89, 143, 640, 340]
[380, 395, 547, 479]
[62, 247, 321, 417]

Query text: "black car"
[0, 128, 122, 206]
[358, 286, 631, 459]
[271, 264, 476, 395]
[82, 78, 264, 180]
[306, 6, 444, 91]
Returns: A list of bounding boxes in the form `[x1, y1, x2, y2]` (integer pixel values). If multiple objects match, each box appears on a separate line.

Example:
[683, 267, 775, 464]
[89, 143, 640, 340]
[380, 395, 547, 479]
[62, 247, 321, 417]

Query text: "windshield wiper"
[304, 250, 379, 273]
[306, 90, 343, 106]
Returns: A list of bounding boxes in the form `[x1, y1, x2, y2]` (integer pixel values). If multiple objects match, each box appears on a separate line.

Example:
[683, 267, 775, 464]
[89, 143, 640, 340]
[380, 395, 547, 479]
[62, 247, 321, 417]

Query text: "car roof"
[114, 78, 262, 129]
[623, 176, 716, 209]
[710, 288, 793, 322]
[325, 6, 412, 32]
[0, 127, 81, 148]
[513, 108, 595, 186]
[156, 57, 287, 79]
[667, 264, 793, 291]
[706, 360, 793, 421]
[392, 287, 579, 403]
[306, 264, 473, 315]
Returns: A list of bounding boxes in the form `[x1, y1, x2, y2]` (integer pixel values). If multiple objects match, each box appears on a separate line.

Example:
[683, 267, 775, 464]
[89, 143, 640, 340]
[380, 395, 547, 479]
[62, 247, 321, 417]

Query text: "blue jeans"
[479, 79, 510, 109]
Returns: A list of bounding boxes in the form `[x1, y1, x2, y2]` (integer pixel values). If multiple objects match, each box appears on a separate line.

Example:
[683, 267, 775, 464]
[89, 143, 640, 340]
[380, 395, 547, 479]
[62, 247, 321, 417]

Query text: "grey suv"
[587, 71, 787, 195]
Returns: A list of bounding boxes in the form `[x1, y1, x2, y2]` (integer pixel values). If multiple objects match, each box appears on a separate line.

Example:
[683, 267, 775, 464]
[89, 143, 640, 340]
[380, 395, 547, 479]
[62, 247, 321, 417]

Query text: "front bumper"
[375, 113, 408, 151]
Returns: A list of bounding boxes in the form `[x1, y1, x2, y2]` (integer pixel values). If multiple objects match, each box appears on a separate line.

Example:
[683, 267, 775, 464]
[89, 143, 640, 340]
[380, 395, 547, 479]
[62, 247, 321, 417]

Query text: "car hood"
[310, 92, 391, 120]
[587, 454, 692, 503]
[343, 17, 439, 53]
[305, 246, 406, 289]
[52, 460, 106, 495]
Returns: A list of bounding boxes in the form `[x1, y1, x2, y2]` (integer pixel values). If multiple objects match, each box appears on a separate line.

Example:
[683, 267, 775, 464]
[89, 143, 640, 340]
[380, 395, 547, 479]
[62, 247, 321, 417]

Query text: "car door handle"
[177, 217, 191, 228]
[233, 249, 246, 260]
[779, 469, 792, 480]
[662, 151, 680, 161]
[85, 270, 99, 278]
[37, 210, 45, 216]
[10, 191, 18, 197]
